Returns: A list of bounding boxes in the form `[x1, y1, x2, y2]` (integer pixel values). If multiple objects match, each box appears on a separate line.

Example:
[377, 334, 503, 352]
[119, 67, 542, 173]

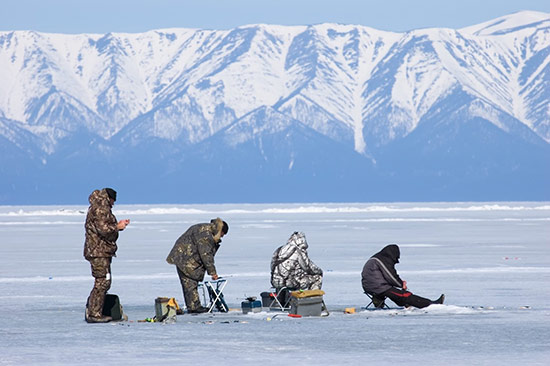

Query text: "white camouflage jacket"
[270, 232, 323, 289]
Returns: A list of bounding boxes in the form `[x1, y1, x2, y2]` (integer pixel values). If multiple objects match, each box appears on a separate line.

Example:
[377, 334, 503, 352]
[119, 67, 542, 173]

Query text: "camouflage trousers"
[87, 257, 112, 318]
[280, 274, 323, 291]
[299, 274, 323, 290]
[298, 275, 323, 290]
[176, 267, 202, 311]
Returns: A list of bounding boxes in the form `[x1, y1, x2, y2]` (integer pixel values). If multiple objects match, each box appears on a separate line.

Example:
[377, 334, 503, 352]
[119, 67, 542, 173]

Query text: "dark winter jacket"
[83, 189, 119, 260]
[271, 232, 323, 289]
[361, 244, 404, 295]
[166, 218, 224, 282]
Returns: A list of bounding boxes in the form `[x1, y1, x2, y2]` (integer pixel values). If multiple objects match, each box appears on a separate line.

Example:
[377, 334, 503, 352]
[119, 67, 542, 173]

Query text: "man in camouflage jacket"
[271, 232, 323, 291]
[166, 218, 228, 313]
[83, 188, 130, 323]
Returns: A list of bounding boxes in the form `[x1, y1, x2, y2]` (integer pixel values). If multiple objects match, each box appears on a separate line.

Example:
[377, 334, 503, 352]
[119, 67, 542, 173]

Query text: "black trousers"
[382, 287, 433, 309]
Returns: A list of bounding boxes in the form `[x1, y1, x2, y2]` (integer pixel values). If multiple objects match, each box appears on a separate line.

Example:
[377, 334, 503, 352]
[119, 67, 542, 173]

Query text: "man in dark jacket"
[361, 244, 444, 309]
[83, 188, 130, 323]
[166, 218, 228, 313]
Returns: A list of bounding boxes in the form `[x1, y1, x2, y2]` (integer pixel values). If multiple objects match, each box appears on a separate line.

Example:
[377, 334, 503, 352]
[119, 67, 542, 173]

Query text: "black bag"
[103, 294, 123, 320]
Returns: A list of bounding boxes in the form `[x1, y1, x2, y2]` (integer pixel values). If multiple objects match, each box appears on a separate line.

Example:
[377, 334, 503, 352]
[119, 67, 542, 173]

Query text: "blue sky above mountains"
[1, 0, 549, 34]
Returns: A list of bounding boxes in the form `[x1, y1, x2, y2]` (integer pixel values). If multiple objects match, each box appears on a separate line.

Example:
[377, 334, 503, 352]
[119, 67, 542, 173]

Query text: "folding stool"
[199, 278, 229, 313]
[364, 291, 390, 310]
[268, 287, 295, 311]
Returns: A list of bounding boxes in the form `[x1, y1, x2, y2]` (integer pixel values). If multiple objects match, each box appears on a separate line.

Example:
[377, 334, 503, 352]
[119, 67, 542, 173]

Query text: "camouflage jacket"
[270, 232, 323, 289]
[83, 189, 119, 260]
[166, 218, 224, 281]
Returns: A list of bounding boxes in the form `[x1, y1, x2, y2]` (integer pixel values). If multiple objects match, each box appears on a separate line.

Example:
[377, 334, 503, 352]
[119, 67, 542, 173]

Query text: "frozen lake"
[1, 202, 549, 365]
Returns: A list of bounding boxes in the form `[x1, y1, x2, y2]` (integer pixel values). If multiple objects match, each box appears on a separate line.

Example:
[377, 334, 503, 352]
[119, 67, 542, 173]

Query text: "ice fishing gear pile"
[138, 297, 182, 323]
[241, 296, 262, 314]
[103, 278, 335, 324]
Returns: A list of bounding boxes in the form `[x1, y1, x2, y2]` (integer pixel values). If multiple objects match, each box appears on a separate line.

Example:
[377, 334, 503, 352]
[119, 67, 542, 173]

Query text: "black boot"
[188, 306, 209, 314]
[372, 295, 386, 309]
[433, 294, 445, 304]
[86, 315, 113, 323]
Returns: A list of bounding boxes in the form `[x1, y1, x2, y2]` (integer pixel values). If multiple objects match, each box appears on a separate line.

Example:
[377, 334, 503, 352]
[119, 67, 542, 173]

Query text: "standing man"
[83, 188, 130, 323]
[361, 244, 444, 309]
[166, 218, 228, 313]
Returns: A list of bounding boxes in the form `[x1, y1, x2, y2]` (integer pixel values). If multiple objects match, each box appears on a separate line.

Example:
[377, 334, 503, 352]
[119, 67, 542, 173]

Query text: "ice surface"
[1, 202, 549, 365]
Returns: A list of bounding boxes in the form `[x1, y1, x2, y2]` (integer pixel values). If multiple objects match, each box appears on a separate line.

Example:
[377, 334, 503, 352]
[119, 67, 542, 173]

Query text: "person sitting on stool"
[361, 244, 444, 308]
[271, 231, 323, 291]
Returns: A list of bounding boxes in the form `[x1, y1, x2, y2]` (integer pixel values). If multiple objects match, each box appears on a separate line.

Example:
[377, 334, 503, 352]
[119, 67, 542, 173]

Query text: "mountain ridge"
[1, 11, 549, 204]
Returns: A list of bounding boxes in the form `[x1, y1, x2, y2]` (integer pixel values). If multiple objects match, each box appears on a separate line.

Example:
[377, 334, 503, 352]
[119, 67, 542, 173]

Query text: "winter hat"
[104, 188, 117, 201]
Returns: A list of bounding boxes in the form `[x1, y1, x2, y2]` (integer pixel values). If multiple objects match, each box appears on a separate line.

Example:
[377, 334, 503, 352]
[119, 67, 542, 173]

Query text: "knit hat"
[104, 188, 117, 201]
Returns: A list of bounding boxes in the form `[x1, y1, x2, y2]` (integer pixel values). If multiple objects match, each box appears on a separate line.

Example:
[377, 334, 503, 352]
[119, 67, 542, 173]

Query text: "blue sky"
[1, 0, 549, 34]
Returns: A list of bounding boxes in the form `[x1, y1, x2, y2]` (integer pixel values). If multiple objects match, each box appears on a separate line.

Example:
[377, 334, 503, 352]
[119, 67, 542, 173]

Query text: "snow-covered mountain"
[1, 11, 549, 204]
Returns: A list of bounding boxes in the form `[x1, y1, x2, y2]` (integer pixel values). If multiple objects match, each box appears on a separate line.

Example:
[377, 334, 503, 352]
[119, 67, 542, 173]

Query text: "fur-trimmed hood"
[211, 217, 225, 243]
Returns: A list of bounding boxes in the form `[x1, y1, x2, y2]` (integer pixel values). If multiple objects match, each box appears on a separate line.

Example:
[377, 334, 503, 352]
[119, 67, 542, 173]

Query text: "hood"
[88, 189, 112, 208]
[374, 244, 400, 264]
[210, 217, 225, 243]
[288, 231, 308, 250]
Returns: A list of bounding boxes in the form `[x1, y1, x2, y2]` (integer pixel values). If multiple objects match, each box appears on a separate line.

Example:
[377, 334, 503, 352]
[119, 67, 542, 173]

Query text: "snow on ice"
[0, 201, 549, 365]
